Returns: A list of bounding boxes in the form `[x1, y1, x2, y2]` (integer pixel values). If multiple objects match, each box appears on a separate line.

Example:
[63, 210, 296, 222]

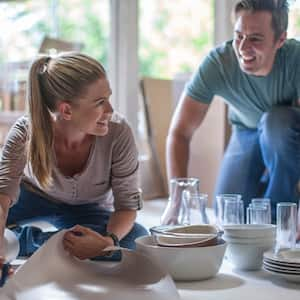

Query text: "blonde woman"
[0, 53, 148, 273]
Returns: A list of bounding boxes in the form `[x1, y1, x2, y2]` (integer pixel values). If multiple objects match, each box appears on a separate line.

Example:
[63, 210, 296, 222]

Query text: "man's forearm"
[166, 133, 190, 180]
[106, 210, 137, 240]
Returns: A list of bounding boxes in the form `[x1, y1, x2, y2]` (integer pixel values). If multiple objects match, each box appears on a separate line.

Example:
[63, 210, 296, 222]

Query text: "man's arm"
[166, 94, 209, 180]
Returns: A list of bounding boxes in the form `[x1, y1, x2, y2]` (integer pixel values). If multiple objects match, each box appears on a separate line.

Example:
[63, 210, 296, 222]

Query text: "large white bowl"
[135, 236, 226, 281]
[223, 224, 276, 238]
[225, 239, 275, 270]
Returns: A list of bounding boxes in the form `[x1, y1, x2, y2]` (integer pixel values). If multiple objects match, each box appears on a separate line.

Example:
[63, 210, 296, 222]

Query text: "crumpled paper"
[0, 231, 180, 300]
[2, 229, 20, 263]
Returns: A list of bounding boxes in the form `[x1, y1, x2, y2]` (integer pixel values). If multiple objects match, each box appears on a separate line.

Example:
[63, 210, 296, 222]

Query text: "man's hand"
[62, 225, 114, 260]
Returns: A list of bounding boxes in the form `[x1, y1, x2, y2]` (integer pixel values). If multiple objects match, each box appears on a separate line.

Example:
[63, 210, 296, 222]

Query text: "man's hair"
[234, 0, 289, 40]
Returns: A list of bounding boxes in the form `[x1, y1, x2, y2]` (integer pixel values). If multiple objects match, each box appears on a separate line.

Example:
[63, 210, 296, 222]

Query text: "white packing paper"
[0, 231, 180, 300]
[2, 229, 20, 263]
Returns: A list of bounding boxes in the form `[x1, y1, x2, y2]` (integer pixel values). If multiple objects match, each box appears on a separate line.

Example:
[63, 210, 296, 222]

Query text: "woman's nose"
[104, 101, 113, 114]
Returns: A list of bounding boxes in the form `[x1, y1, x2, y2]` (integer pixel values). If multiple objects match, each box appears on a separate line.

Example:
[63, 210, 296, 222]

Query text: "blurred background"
[0, 0, 300, 202]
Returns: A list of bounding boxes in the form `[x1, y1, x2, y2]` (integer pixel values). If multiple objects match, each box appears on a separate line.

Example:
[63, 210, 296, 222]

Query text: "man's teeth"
[241, 56, 255, 62]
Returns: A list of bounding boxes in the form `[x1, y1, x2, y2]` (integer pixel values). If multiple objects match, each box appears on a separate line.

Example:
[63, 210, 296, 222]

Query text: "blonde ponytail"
[27, 57, 55, 188]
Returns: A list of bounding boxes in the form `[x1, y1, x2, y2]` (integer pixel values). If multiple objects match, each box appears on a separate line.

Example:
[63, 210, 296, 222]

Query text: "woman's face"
[70, 77, 113, 136]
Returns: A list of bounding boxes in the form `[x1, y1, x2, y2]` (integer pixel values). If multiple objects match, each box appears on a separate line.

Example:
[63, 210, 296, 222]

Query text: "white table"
[176, 260, 300, 300]
[10, 200, 300, 299]
[139, 200, 300, 300]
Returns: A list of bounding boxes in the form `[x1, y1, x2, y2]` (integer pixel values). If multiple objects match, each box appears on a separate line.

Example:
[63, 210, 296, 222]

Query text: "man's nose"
[239, 36, 251, 52]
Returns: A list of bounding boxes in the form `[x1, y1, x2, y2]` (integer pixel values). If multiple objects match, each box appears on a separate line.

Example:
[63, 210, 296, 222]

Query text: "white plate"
[278, 249, 300, 262]
[263, 261, 300, 274]
[263, 265, 300, 283]
[264, 249, 300, 266]
[263, 257, 300, 269]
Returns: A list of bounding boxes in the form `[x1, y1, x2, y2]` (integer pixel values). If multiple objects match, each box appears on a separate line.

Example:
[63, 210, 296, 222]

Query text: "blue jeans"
[7, 184, 149, 260]
[214, 106, 300, 222]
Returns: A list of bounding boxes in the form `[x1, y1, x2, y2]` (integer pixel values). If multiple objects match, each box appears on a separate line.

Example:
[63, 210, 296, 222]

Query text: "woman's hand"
[62, 225, 114, 260]
[0, 257, 14, 287]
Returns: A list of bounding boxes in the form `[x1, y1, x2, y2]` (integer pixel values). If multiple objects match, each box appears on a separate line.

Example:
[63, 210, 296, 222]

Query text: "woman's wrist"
[101, 232, 119, 258]
[105, 232, 120, 247]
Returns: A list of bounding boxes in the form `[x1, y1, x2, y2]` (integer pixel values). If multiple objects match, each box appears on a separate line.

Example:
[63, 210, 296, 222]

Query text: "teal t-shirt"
[186, 39, 300, 129]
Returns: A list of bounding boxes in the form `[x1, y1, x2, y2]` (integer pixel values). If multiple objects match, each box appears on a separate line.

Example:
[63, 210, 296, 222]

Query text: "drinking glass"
[251, 198, 271, 224]
[276, 202, 297, 251]
[223, 198, 244, 225]
[161, 178, 200, 225]
[215, 194, 243, 228]
[246, 203, 269, 224]
[188, 193, 209, 224]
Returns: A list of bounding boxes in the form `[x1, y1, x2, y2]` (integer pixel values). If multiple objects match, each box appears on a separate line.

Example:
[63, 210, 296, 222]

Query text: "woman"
[0, 53, 148, 272]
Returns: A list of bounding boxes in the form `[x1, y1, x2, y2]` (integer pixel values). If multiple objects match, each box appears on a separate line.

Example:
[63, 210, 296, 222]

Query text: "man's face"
[233, 10, 286, 76]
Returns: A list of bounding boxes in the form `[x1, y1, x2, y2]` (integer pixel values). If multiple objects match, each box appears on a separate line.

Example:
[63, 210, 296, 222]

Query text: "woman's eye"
[96, 100, 104, 106]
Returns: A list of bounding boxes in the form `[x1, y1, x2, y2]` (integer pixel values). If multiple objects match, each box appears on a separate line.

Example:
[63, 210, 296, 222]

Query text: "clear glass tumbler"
[276, 202, 297, 251]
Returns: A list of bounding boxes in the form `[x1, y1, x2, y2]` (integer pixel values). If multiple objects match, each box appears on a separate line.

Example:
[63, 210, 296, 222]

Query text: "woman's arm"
[0, 194, 13, 272]
[106, 209, 136, 240]
[62, 210, 136, 260]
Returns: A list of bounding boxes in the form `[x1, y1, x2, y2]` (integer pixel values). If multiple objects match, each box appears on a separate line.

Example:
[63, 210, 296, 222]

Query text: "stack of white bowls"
[135, 225, 227, 281]
[223, 224, 276, 270]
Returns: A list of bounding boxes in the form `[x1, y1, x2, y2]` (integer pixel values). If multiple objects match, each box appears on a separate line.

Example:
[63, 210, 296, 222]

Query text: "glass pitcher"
[161, 177, 208, 225]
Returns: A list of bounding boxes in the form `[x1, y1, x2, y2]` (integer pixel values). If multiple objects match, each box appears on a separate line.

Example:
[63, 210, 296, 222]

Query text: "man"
[167, 0, 300, 222]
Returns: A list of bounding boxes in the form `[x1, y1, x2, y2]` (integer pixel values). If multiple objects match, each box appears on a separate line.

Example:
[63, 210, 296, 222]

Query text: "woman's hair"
[27, 52, 106, 188]
[234, 0, 289, 40]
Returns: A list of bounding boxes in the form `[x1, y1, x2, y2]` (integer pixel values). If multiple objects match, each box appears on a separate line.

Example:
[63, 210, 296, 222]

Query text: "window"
[139, 0, 214, 79]
[289, 1, 300, 39]
[0, 0, 109, 111]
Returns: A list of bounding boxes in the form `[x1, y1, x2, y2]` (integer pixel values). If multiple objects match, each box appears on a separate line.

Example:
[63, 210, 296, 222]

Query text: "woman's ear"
[57, 101, 72, 120]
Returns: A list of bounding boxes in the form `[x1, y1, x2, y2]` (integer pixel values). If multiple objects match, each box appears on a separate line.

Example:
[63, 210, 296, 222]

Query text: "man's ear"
[57, 101, 72, 120]
[276, 31, 287, 49]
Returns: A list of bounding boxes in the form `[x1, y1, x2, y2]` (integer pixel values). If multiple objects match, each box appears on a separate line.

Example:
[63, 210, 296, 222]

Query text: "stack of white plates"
[263, 249, 300, 283]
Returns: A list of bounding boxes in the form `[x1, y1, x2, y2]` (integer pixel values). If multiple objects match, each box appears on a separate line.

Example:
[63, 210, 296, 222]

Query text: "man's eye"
[234, 34, 243, 40]
[249, 37, 262, 42]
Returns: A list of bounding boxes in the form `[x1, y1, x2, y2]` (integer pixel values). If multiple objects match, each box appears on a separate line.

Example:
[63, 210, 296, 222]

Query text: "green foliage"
[58, 0, 108, 67]
[192, 33, 211, 52]
[139, 43, 168, 78]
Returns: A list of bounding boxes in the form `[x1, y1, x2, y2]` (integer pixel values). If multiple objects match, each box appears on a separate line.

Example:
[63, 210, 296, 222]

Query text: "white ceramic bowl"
[225, 239, 275, 270]
[223, 224, 276, 238]
[135, 236, 226, 281]
[150, 224, 218, 247]
[223, 234, 275, 245]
